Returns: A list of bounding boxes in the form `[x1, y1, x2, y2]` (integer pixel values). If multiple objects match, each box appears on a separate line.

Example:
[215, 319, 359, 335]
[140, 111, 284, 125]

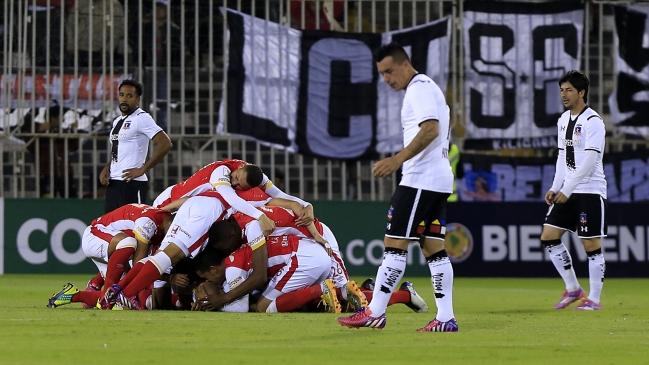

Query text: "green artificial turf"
[0, 275, 647, 365]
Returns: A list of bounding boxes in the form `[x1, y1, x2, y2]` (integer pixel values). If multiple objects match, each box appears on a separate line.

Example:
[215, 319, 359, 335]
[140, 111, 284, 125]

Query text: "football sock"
[117, 259, 146, 289]
[104, 237, 137, 288]
[121, 252, 171, 298]
[89, 272, 104, 289]
[427, 250, 455, 322]
[361, 289, 409, 306]
[368, 247, 407, 317]
[72, 290, 102, 307]
[335, 287, 348, 301]
[542, 239, 580, 292]
[138, 284, 153, 306]
[587, 248, 605, 303]
[269, 285, 324, 313]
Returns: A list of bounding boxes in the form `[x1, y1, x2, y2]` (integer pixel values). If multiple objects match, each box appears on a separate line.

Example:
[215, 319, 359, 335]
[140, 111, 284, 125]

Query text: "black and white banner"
[220, 9, 451, 159]
[609, 5, 649, 138]
[459, 150, 649, 202]
[463, 2, 583, 150]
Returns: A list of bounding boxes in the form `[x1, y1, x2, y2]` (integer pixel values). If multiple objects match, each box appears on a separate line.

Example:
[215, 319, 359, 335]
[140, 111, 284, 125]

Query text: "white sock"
[367, 247, 407, 317]
[427, 252, 455, 322]
[587, 249, 605, 304]
[543, 240, 580, 292]
[266, 300, 278, 313]
[150, 251, 172, 275]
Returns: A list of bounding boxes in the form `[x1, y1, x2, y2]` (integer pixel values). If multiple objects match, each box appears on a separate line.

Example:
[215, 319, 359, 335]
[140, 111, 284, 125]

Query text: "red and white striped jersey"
[90, 203, 169, 245]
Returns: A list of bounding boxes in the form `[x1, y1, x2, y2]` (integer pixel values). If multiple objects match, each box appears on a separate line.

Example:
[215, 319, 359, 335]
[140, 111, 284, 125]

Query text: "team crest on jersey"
[579, 213, 587, 224]
[574, 124, 582, 136]
[387, 206, 394, 221]
[123, 122, 131, 130]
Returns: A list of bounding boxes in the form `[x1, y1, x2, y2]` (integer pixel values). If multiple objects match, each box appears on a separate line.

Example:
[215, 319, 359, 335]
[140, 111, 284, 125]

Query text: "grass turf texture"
[0, 275, 647, 365]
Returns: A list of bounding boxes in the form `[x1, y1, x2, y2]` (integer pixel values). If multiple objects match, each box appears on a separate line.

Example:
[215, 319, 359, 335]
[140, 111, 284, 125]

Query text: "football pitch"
[0, 275, 647, 365]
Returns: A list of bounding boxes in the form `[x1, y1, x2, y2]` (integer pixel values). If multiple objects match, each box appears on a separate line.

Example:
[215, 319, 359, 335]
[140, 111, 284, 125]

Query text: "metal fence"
[0, 0, 646, 201]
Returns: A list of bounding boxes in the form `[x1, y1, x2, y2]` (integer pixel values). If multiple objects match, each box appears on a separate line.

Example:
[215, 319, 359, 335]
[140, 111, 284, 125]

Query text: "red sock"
[388, 290, 410, 306]
[117, 260, 145, 289]
[104, 247, 135, 289]
[89, 272, 104, 289]
[170, 294, 179, 308]
[360, 289, 409, 306]
[138, 284, 153, 307]
[121, 261, 163, 298]
[72, 291, 103, 307]
[275, 285, 323, 312]
[362, 289, 373, 301]
[335, 287, 345, 301]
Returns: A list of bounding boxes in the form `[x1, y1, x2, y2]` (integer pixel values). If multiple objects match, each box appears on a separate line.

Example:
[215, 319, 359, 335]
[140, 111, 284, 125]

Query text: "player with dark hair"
[100, 79, 172, 213]
[338, 42, 457, 332]
[541, 70, 607, 311]
[152, 159, 314, 237]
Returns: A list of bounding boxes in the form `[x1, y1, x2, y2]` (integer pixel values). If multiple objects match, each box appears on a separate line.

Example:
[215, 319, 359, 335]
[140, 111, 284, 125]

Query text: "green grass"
[0, 275, 648, 365]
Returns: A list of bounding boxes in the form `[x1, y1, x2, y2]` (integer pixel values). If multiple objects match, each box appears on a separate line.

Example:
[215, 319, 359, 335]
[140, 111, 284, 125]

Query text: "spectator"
[290, 0, 344, 30]
[27, 105, 78, 198]
[65, 0, 130, 68]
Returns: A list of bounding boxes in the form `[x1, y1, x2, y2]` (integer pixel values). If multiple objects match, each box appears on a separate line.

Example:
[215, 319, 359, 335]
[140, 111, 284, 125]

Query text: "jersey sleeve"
[136, 112, 164, 139]
[584, 116, 605, 153]
[220, 266, 250, 312]
[132, 217, 157, 244]
[210, 165, 232, 189]
[263, 184, 310, 207]
[244, 220, 266, 251]
[409, 81, 439, 125]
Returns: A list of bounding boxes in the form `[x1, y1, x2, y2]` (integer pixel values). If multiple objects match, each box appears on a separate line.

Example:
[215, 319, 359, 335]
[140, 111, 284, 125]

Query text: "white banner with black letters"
[463, 1, 583, 150]
[609, 5, 649, 138]
[220, 9, 451, 159]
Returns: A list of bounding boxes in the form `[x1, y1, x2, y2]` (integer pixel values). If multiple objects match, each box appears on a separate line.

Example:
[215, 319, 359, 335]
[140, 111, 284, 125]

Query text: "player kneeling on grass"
[47, 204, 174, 309]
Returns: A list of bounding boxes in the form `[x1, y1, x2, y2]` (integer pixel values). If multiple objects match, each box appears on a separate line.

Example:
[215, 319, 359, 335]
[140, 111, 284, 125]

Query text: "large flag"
[609, 5, 649, 138]
[220, 9, 451, 159]
[463, 1, 584, 150]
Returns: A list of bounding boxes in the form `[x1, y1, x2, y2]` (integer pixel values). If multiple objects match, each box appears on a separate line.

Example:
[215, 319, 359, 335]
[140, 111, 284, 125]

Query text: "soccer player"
[100, 79, 172, 213]
[194, 236, 332, 313]
[338, 42, 457, 332]
[197, 204, 339, 311]
[541, 70, 607, 311]
[47, 203, 173, 309]
[99, 192, 246, 309]
[152, 159, 314, 231]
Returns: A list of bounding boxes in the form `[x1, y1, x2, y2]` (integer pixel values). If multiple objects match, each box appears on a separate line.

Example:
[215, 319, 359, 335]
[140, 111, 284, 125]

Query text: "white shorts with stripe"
[261, 239, 330, 300]
[158, 196, 227, 259]
[321, 223, 349, 288]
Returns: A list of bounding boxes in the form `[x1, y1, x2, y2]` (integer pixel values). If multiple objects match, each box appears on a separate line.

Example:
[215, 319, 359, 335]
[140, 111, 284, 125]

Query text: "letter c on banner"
[50, 219, 87, 265]
[16, 218, 48, 264]
[306, 38, 375, 158]
[346, 239, 365, 266]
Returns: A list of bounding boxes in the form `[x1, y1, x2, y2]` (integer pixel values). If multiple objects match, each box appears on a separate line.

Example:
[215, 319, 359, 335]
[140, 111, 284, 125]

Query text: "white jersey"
[400, 74, 454, 192]
[556, 107, 607, 197]
[109, 107, 163, 181]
